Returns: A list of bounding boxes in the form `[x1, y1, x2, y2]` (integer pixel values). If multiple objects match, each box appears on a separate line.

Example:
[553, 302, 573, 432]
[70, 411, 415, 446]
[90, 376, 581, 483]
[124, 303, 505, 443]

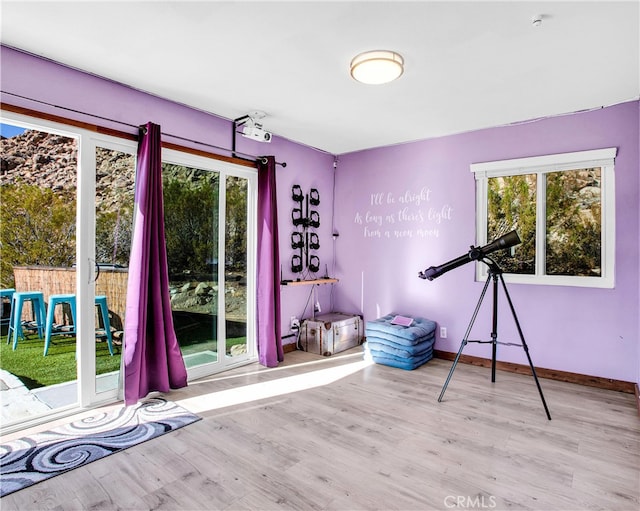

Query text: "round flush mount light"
[350, 50, 404, 85]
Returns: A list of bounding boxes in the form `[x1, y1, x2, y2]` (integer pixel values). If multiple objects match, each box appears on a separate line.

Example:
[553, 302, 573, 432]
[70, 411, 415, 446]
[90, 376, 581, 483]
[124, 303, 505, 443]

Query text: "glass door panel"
[162, 163, 220, 369]
[93, 146, 135, 394]
[0, 122, 79, 425]
[224, 175, 248, 361]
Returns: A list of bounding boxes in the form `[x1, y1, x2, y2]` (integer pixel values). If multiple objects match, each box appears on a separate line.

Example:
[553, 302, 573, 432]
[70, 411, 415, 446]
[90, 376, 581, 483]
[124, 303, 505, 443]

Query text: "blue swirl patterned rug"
[0, 397, 201, 497]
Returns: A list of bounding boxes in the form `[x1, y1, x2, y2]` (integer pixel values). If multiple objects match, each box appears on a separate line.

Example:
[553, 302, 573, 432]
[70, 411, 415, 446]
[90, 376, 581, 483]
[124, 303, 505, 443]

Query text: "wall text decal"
[353, 187, 453, 239]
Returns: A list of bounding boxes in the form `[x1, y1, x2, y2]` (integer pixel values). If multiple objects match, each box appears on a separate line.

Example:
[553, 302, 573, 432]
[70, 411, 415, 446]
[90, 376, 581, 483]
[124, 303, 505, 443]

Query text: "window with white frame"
[471, 148, 617, 288]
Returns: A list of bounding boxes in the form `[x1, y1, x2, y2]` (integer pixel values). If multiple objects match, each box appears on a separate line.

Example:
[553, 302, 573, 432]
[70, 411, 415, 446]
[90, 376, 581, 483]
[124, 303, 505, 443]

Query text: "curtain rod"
[2, 90, 287, 167]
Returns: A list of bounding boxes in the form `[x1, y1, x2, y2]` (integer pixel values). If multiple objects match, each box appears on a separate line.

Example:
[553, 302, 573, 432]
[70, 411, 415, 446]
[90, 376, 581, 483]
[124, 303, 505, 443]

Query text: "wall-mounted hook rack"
[290, 184, 321, 274]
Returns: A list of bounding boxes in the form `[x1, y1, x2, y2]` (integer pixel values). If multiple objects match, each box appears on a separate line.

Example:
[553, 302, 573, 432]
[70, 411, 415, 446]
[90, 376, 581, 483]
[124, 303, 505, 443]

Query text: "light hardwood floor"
[2, 348, 639, 510]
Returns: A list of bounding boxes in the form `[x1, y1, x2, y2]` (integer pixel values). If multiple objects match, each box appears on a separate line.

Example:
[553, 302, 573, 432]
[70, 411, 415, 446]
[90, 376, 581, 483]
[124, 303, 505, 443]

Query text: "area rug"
[0, 397, 201, 497]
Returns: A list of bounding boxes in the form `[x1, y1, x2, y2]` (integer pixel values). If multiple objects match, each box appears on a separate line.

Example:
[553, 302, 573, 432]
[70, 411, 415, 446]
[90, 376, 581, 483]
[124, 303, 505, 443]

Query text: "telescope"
[418, 230, 521, 281]
[421, 228, 551, 419]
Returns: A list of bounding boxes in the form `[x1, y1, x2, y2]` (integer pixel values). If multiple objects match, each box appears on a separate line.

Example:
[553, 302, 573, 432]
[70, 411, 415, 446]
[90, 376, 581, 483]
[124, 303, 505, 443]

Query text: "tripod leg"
[438, 275, 491, 403]
[438, 338, 467, 402]
[499, 275, 552, 420]
[491, 274, 499, 383]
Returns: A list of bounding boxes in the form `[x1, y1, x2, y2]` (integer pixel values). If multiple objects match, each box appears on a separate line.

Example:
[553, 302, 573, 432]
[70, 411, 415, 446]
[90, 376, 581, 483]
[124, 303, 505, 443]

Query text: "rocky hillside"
[1, 130, 79, 192]
[0, 130, 223, 211]
[1, 129, 135, 212]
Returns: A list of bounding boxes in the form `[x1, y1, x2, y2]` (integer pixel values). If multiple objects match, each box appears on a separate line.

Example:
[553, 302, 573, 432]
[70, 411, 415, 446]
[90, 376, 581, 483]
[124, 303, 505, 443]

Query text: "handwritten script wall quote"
[353, 187, 453, 239]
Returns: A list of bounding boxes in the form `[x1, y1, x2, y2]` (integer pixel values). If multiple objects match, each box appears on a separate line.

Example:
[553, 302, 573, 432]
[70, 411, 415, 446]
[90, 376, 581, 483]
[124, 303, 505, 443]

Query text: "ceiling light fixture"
[350, 50, 404, 85]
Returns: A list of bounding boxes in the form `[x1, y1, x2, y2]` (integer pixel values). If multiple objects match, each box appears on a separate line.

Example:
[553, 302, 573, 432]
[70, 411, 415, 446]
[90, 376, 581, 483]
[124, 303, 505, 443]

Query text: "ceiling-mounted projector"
[242, 123, 272, 143]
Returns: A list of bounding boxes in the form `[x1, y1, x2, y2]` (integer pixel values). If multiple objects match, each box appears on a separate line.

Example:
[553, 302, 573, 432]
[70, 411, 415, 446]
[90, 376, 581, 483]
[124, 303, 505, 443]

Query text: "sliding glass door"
[91, 141, 136, 398]
[224, 175, 250, 362]
[162, 162, 220, 368]
[1, 111, 257, 432]
[162, 149, 256, 380]
[0, 119, 80, 424]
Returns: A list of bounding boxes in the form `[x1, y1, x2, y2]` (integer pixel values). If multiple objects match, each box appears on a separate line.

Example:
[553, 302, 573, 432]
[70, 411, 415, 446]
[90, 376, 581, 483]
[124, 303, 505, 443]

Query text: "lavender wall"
[0, 46, 335, 346]
[333, 101, 639, 383]
[2, 46, 638, 382]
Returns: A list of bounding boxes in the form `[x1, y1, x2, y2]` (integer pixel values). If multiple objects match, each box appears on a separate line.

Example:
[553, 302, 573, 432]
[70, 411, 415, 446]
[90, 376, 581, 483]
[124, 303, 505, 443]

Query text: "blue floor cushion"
[365, 336, 434, 358]
[364, 345, 433, 370]
[364, 329, 435, 347]
[365, 313, 436, 346]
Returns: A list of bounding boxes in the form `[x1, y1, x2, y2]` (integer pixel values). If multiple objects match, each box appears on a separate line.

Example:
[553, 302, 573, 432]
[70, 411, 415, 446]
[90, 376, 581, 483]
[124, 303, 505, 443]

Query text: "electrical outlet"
[440, 326, 447, 339]
[314, 301, 321, 313]
[290, 316, 300, 330]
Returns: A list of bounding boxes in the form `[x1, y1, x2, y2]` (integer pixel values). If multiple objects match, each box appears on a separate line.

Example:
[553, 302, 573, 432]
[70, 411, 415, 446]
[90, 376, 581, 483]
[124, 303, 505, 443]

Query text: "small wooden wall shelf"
[281, 278, 338, 286]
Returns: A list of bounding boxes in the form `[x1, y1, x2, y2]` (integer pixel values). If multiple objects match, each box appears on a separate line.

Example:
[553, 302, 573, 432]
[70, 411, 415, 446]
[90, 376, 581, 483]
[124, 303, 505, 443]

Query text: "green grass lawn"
[1, 313, 247, 390]
[0, 330, 120, 389]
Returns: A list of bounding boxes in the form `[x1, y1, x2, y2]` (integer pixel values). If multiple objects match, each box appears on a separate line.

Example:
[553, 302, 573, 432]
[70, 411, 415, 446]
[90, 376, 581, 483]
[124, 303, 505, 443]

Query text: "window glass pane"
[163, 163, 219, 367]
[225, 175, 248, 358]
[0, 124, 79, 418]
[545, 168, 601, 276]
[487, 174, 536, 274]
[94, 147, 134, 392]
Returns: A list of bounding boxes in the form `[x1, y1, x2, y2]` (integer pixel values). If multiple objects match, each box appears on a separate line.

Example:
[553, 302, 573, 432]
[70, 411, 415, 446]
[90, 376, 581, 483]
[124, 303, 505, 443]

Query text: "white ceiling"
[1, 1, 639, 154]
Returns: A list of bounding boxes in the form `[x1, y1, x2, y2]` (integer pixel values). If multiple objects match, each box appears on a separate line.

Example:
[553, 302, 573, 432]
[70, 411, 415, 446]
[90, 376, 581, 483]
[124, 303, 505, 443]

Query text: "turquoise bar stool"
[8, 291, 46, 349]
[0, 288, 15, 326]
[44, 294, 77, 356]
[95, 295, 114, 356]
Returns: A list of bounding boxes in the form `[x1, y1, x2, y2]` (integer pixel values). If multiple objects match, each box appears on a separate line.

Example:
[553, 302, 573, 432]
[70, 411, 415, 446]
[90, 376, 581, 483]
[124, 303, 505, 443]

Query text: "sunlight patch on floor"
[176, 358, 373, 414]
[186, 351, 365, 386]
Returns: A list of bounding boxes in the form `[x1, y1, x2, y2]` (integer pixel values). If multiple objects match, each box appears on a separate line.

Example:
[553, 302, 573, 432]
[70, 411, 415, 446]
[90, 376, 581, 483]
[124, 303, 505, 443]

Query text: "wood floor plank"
[2, 348, 638, 510]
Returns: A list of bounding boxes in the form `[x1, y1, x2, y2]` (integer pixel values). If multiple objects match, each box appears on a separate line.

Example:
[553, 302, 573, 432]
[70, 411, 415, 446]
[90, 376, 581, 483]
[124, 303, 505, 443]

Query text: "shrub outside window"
[472, 148, 616, 288]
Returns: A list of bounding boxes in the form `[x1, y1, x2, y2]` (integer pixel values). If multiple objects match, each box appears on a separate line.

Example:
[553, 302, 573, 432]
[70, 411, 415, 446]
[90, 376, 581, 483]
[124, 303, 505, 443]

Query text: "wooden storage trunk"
[300, 312, 364, 356]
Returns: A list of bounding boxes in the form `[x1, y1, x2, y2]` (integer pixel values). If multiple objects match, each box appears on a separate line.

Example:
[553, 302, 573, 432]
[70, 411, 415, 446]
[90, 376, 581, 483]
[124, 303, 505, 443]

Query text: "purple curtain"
[123, 122, 187, 405]
[257, 156, 284, 367]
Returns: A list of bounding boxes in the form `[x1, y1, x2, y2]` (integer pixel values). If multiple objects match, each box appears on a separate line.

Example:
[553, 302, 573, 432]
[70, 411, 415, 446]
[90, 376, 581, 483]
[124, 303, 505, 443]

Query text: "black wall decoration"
[291, 184, 320, 274]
